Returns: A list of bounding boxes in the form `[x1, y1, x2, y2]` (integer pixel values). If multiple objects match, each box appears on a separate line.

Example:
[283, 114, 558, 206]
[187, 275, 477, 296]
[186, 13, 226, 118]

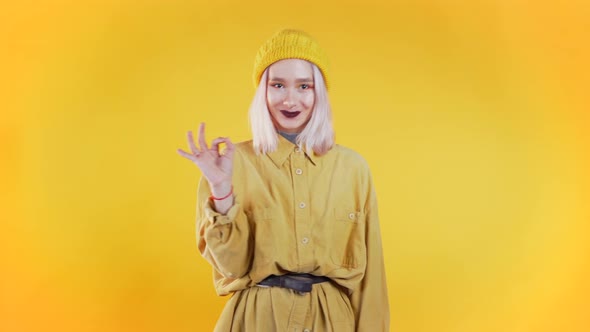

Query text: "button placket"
[291, 148, 312, 267]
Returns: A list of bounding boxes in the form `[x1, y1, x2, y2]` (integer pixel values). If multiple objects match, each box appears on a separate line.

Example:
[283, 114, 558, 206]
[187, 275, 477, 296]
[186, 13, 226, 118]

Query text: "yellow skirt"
[214, 281, 355, 332]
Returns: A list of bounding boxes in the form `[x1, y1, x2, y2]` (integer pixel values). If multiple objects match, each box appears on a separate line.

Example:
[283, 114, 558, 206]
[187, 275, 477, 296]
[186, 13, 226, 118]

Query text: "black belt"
[257, 273, 331, 293]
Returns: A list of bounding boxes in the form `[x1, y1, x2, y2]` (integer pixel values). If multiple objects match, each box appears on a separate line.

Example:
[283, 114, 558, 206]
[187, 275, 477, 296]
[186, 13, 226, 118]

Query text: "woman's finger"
[177, 148, 197, 161]
[223, 137, 235, 157]
[210, 137, 227, 155]
[211, 137, 235, 157]
[198, 122, 209, 152]
[187, 131, 199, 155]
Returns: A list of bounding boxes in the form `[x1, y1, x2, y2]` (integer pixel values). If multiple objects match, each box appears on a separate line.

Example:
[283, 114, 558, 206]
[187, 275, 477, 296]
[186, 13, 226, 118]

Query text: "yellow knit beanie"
[253, 29, 330, 89]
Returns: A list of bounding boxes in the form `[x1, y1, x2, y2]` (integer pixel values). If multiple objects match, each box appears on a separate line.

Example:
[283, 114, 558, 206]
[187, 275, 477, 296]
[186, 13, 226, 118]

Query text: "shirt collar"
[267, 134, 318, 168]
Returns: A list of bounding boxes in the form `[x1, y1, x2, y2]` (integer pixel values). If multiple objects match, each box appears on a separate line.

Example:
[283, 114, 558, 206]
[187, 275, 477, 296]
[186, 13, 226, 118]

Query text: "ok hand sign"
[177, 123, 235, 191]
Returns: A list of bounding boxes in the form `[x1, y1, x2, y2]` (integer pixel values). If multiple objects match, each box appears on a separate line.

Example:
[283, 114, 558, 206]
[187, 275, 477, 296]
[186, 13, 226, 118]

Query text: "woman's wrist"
[210, 185, 233, 201]
[209, 181, 233, 215]
[210, 182, 232, 200]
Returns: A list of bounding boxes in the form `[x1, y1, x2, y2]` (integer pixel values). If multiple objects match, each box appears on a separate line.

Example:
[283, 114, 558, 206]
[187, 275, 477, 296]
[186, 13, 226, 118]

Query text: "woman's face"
[266, 59, 315, 134]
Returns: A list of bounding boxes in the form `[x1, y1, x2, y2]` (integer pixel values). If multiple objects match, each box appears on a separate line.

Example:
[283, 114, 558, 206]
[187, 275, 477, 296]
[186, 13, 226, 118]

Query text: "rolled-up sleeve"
[196, 176, 252, 280]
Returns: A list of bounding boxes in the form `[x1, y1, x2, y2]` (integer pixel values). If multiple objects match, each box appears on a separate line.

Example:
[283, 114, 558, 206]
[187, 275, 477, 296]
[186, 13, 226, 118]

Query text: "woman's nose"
[283, 90, 296, 108]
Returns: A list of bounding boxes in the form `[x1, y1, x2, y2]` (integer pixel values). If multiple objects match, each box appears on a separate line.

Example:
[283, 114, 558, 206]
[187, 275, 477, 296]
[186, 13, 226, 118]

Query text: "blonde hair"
[249, 63, 335, 155]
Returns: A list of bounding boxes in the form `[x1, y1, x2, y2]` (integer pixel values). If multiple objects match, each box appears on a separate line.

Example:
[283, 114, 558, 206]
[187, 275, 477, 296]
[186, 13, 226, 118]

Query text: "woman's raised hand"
[177, 123, 235, 194]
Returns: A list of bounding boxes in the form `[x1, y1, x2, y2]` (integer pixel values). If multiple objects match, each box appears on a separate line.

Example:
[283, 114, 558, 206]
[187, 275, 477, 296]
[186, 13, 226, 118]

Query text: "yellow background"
[3, 1, 589, 331]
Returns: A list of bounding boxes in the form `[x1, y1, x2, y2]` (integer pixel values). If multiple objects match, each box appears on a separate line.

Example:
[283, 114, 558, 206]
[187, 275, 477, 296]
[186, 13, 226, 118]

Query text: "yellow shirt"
[196, 135, 389, 331]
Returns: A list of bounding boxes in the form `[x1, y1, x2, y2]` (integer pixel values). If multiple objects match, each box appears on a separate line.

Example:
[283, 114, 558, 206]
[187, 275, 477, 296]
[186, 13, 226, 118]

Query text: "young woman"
[178, 29, 389, 332]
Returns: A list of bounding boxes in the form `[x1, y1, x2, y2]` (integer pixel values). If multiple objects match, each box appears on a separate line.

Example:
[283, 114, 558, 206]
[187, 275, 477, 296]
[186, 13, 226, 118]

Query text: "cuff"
[204, 200, 242, 226]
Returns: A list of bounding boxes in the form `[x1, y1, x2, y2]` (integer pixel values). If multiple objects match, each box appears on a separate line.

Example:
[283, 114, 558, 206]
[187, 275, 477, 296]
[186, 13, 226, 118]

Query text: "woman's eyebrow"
[268, 77, 313, 82]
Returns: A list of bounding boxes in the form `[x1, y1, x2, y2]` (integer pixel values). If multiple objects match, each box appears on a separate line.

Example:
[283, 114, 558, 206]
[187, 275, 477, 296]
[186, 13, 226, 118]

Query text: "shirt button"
[295, 168, 303, 175]
[301, 237, 309, 244]
[299, 202, 306, 209]
[303, 329, 311, 332]
[349, 212, 356, 220]
[295, 147, 302, 153]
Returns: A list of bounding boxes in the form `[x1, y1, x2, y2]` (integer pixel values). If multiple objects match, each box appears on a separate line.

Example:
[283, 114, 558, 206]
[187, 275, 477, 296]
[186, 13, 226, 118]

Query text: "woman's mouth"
[280, 110, 301, 118]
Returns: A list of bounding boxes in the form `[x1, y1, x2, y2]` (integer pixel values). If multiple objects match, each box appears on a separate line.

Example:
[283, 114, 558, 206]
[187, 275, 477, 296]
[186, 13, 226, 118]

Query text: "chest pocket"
[246, 207, 275, 268]
[330, 208, 366, 269]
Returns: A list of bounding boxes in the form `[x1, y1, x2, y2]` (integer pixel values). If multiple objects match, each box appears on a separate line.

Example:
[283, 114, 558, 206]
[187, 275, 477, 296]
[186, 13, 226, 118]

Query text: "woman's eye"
[272, 83, 283, 88]
[300, 84, 309, 89]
